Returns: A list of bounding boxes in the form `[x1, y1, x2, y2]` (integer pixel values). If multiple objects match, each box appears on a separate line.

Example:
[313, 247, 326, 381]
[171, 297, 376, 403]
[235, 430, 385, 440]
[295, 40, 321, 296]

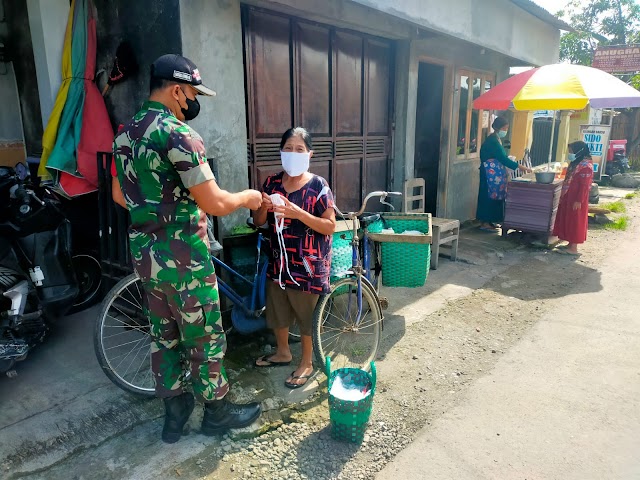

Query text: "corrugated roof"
[510, 0, 574, 32]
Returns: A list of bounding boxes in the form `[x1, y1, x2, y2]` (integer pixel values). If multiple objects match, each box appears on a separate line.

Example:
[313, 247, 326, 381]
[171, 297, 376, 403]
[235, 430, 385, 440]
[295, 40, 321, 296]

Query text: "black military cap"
[151, 54, 216, 96]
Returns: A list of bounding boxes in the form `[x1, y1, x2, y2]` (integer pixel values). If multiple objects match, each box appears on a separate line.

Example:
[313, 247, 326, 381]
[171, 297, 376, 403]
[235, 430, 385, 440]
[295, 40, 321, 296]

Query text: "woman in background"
[553, 141, 594, 256]
[476, 116, 531, 231]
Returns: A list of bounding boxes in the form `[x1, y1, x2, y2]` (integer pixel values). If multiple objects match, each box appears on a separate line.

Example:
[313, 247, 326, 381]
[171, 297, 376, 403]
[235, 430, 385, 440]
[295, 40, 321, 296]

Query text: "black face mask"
[179, 88, 200, 121]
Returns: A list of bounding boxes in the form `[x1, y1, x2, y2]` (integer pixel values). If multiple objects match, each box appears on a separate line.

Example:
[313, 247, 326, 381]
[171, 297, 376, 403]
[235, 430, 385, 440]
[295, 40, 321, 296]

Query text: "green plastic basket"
[331, 230, 353, 279]
[367, 212, 432, 288]
[326, 357, 376, 443]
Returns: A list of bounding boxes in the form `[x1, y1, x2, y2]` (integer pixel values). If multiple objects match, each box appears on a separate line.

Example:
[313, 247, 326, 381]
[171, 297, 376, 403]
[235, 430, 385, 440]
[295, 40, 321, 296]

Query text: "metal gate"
[97, 152, 133, 286]
[242, 7, 395, 212]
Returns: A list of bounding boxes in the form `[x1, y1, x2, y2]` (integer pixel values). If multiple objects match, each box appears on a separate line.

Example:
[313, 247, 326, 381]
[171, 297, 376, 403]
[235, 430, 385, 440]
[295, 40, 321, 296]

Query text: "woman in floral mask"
[476, 116, 531, 231]
[253, 127, 336, 388]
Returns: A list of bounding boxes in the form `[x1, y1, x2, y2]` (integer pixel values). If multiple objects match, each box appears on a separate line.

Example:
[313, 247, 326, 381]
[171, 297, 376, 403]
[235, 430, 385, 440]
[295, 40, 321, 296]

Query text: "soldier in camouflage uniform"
[112, 54, 262, 443]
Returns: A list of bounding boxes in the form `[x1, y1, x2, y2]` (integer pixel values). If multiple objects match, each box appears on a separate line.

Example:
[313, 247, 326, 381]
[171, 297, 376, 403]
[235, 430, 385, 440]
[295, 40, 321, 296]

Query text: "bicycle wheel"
[312, 277, 382, 372]
[94, 273, 155, 397]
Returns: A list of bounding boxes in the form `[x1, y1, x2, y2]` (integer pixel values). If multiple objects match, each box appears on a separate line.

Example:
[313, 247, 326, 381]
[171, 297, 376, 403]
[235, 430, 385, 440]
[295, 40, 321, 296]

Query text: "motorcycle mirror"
[15, 163, 29, 181]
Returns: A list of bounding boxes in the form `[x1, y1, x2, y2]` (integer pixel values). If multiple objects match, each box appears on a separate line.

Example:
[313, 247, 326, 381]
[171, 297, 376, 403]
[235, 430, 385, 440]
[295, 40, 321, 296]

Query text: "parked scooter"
[0, 163, 82, 375]
[605, 151, 630, 176]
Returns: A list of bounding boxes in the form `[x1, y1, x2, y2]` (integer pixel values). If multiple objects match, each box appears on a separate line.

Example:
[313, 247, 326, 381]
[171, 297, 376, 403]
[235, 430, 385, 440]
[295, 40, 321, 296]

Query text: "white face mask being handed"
[270, 193, 300, 290]
[280, 151, 310, 177]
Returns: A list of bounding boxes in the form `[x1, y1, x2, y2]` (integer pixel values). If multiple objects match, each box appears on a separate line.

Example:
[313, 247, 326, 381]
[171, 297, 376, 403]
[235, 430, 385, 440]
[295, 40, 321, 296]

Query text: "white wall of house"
[183, 0, 561, 224]
[26, 0, 69, 130]
[180, 0, 250, 236]
[349, 0, 560, 67]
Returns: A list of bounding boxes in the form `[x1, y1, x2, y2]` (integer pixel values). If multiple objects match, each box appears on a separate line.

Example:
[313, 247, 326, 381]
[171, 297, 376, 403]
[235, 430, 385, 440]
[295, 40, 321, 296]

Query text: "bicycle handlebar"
[341, 191, 403, 218]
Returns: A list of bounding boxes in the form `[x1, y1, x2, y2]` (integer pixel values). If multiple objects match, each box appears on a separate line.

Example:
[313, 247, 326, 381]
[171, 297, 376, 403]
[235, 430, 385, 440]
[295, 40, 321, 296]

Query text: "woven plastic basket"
[330, 218, 358, 283]
[326, 357, 376, 443]
[367, 212, 432, 288]
[331, 231, 353, 279]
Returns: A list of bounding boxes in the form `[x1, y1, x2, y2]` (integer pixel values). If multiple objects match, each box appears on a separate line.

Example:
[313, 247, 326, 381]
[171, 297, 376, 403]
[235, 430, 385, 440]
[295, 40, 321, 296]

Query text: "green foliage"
[558, 0, 640, 66]
[600, 200, 627, 212]
[605, 215, 630, 230]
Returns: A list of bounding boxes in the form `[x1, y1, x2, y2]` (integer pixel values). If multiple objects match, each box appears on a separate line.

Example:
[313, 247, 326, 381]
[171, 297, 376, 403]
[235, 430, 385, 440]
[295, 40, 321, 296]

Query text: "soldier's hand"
[261, 192, 274, 211]
[244, 190, 264, 211]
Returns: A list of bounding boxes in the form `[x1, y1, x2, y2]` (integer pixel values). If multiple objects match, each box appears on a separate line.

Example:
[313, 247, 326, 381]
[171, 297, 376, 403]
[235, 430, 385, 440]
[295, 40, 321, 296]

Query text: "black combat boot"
[162, 392, 195, 444]
[201, 398, 262, 436]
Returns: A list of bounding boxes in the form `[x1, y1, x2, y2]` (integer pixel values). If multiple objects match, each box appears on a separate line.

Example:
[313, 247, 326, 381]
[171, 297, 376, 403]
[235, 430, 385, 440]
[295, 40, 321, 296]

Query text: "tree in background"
[558, 0, 640, 66]
[556, 0, 640, 164]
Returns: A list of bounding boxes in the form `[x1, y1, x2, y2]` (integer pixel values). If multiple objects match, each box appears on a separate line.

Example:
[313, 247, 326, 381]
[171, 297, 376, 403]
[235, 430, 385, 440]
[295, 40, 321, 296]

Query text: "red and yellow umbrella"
[473, 63, 640, 111]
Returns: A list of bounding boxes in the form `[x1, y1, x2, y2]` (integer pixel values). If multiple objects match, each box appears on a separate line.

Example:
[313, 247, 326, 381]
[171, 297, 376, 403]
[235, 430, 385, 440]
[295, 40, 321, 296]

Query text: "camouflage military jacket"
[113, 101, 215, 287]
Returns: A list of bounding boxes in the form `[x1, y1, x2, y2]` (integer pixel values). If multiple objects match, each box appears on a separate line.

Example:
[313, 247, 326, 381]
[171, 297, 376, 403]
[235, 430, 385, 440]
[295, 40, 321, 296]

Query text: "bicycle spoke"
[134, 282, 143, 307]
[112, 336, 148, 371]
[108, 302, 140, 325]
[102, 327, 147, 340]
[105, 313, 149, 336]
[130, 346, 152, 386]
[106, 334, 149, 352]
[121, 337, 151, 379]
[114, 290, 143, 312]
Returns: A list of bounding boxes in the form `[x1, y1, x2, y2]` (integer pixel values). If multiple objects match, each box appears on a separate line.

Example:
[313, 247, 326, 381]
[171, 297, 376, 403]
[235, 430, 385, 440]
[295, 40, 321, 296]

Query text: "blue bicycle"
[94, 191, 399, 396]
[94, 223, 275, 397]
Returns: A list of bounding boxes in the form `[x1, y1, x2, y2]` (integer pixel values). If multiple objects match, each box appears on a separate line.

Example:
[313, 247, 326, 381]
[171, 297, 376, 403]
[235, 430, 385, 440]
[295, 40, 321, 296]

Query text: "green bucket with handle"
[326, 357, 376, 443]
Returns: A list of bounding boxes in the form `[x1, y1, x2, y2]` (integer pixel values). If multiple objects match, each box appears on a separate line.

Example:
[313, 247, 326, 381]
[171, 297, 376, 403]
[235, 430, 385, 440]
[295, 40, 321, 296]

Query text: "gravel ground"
[152, 195, 639, 480]
[17, 192, 638, 480]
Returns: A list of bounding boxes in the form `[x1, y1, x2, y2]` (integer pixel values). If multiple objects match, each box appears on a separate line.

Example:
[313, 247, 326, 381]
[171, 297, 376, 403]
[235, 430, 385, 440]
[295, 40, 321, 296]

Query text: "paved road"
[378, 226, 640, 479]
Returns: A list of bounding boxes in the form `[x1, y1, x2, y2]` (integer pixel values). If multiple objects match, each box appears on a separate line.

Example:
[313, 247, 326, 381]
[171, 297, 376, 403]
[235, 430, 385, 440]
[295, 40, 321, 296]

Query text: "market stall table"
[501, 178, 563, 242]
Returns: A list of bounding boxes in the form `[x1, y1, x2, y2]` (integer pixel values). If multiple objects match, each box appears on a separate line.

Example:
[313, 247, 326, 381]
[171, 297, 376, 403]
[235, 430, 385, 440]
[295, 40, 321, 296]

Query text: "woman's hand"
[518, 164, 533, 174]
[572, 201, 582, 211]
[273, 196, 305, 220]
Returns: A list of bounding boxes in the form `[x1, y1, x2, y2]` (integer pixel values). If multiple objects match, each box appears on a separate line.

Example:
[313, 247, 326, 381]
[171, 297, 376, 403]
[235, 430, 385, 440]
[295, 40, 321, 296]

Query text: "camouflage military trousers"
[142, 273, 229, 402]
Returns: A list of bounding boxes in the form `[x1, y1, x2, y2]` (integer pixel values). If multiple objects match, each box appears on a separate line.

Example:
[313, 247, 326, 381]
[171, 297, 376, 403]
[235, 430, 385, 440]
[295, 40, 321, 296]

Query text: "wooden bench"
[430, 217, 460, 270]
[403, 178, 459, 270]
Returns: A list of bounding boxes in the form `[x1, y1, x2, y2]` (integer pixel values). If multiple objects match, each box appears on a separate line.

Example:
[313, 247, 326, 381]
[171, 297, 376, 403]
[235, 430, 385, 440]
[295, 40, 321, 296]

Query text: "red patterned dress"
[553, 159, 594, 244]
[262, 172, 335, 294]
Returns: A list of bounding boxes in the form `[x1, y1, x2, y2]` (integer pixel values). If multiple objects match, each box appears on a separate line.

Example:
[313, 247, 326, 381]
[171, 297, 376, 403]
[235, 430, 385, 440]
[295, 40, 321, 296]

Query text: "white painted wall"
[349, 0, 560, 66]
[180, 0, 250, 236]
[26, 0, 69, 129]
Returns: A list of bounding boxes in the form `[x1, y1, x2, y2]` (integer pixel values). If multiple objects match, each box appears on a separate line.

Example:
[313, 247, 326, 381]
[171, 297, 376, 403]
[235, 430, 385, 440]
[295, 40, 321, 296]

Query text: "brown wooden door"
[243, 7, 394, 212]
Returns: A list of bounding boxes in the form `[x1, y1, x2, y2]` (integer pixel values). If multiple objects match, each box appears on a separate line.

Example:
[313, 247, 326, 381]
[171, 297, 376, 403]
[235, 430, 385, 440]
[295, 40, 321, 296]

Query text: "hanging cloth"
[38, 0, 75, 181]
[59, 0, 113, 196]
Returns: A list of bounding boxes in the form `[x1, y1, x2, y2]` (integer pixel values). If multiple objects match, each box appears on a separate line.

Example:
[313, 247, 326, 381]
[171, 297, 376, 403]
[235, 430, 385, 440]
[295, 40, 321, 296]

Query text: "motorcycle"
[605, 150, 630, 177]
[0, 163, 82, 375]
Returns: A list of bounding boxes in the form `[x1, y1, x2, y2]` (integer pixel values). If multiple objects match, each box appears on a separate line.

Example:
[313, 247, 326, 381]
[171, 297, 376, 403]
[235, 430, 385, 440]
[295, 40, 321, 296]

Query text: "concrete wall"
[0, 15, 26, 166]
[349, 0, 560, 66]
[244, 0, 415, 40]
[180, 0, 250, 236]
[94, 0, 183, 129]
[5, 0, 42, 156]
[26, 0, 68, 131]
[393, 34, 513, 221]
[0, 62, 25, 143]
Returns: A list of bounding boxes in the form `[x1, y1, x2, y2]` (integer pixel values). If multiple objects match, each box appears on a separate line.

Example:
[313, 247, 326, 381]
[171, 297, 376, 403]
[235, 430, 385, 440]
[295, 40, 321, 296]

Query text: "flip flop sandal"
[555, 249, 581, 257]
[254, 355, 292, 368]
[284, 370, 316, 389]
[479, 226, 498, 232]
